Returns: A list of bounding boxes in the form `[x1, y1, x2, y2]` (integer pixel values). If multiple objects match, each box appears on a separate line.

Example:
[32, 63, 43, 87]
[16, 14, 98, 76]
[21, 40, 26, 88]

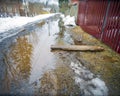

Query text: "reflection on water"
[29, 20, 59, 83]
[1, 36, 33, 94]
[0, 14, 116, 95]
[0, 18, 60, 95]
[0, 15, 79, 95]
[9, 37, 32, 80]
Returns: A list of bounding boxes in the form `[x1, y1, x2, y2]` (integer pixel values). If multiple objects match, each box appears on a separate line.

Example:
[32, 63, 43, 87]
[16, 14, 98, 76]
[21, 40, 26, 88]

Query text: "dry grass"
[70, 26, 120, 95]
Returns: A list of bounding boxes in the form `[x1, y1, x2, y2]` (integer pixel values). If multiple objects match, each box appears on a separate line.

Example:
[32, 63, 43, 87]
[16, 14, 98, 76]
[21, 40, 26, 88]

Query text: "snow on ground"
[62, 15, 76, 27]
[0, 13, 58, 42]
[0, 13, 56, 33]
[28, 0, 59, 6]
[70, 62, 108, 96]
[47, 0, 59, 6]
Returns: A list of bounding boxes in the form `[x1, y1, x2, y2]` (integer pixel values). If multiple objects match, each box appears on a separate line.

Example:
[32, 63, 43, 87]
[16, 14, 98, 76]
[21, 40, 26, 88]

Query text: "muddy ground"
[69, 26, 120, 96]
[0, 13, 120, 96]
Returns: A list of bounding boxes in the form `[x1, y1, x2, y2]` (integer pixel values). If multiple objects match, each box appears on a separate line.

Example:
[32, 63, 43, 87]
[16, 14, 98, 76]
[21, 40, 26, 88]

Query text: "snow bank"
[0, 17, 31, 33]
[62, 15, 76, 27]
[0, 13, 58, 42]
[0, 14, 55, 33]
[28, 0, 59, 6]
[47, 0, 59, 6]
[70, 62, 108, 96]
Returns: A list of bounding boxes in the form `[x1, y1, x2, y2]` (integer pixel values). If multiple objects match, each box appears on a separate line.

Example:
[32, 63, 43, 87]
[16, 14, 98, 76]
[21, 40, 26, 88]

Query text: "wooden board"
[51, 45, 104, 52]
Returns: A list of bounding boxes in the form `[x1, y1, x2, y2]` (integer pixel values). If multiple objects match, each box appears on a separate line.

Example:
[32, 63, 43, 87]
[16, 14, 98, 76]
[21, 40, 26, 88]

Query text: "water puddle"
[0, 15, 110, 96]
[0, 16, 60, 95]
[0, 1, 120, 95]
[29, 20, 59, 83]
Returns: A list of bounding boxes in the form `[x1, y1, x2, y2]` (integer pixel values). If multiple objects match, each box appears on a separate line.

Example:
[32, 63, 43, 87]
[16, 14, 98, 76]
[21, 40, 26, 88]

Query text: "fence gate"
[77, 0, 120, 54]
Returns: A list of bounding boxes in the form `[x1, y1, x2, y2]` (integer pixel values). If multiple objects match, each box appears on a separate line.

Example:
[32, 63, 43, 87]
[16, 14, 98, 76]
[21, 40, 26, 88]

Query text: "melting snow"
[0, 13, 57, 33]
[0, 13, 58, 42]
[28, 0, 59, 6]
[70, 62, 108, 96]
[62, 15, 76, 27]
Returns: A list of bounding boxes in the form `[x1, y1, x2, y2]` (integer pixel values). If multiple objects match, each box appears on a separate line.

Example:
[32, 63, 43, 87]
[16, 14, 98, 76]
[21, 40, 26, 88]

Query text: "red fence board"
[77, 0, 120, 54]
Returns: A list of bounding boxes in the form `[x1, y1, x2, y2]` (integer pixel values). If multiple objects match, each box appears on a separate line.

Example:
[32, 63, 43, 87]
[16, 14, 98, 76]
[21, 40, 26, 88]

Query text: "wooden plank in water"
[51, 45, 104, 52]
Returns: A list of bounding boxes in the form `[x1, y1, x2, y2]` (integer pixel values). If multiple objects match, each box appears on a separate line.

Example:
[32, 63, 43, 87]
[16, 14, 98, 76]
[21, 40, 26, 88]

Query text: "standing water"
[0, 14, 108, 95]
[0, 1, 112, 96]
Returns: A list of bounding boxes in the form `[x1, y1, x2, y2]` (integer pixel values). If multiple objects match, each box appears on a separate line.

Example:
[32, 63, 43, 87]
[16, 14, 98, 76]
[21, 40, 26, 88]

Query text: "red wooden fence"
[77, 0, 120, 54]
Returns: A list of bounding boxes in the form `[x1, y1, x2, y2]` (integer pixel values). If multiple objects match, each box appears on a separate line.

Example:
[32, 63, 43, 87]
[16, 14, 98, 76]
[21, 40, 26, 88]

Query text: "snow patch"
[63, 15, 76, 27]
[47, 0, 59, 6]
[28, 0, 59, 6]
[0, 14, 56, 33]
[0, 17, 31, 33]
[0, 13, 58, 42]
[70, 62, 108, 96]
